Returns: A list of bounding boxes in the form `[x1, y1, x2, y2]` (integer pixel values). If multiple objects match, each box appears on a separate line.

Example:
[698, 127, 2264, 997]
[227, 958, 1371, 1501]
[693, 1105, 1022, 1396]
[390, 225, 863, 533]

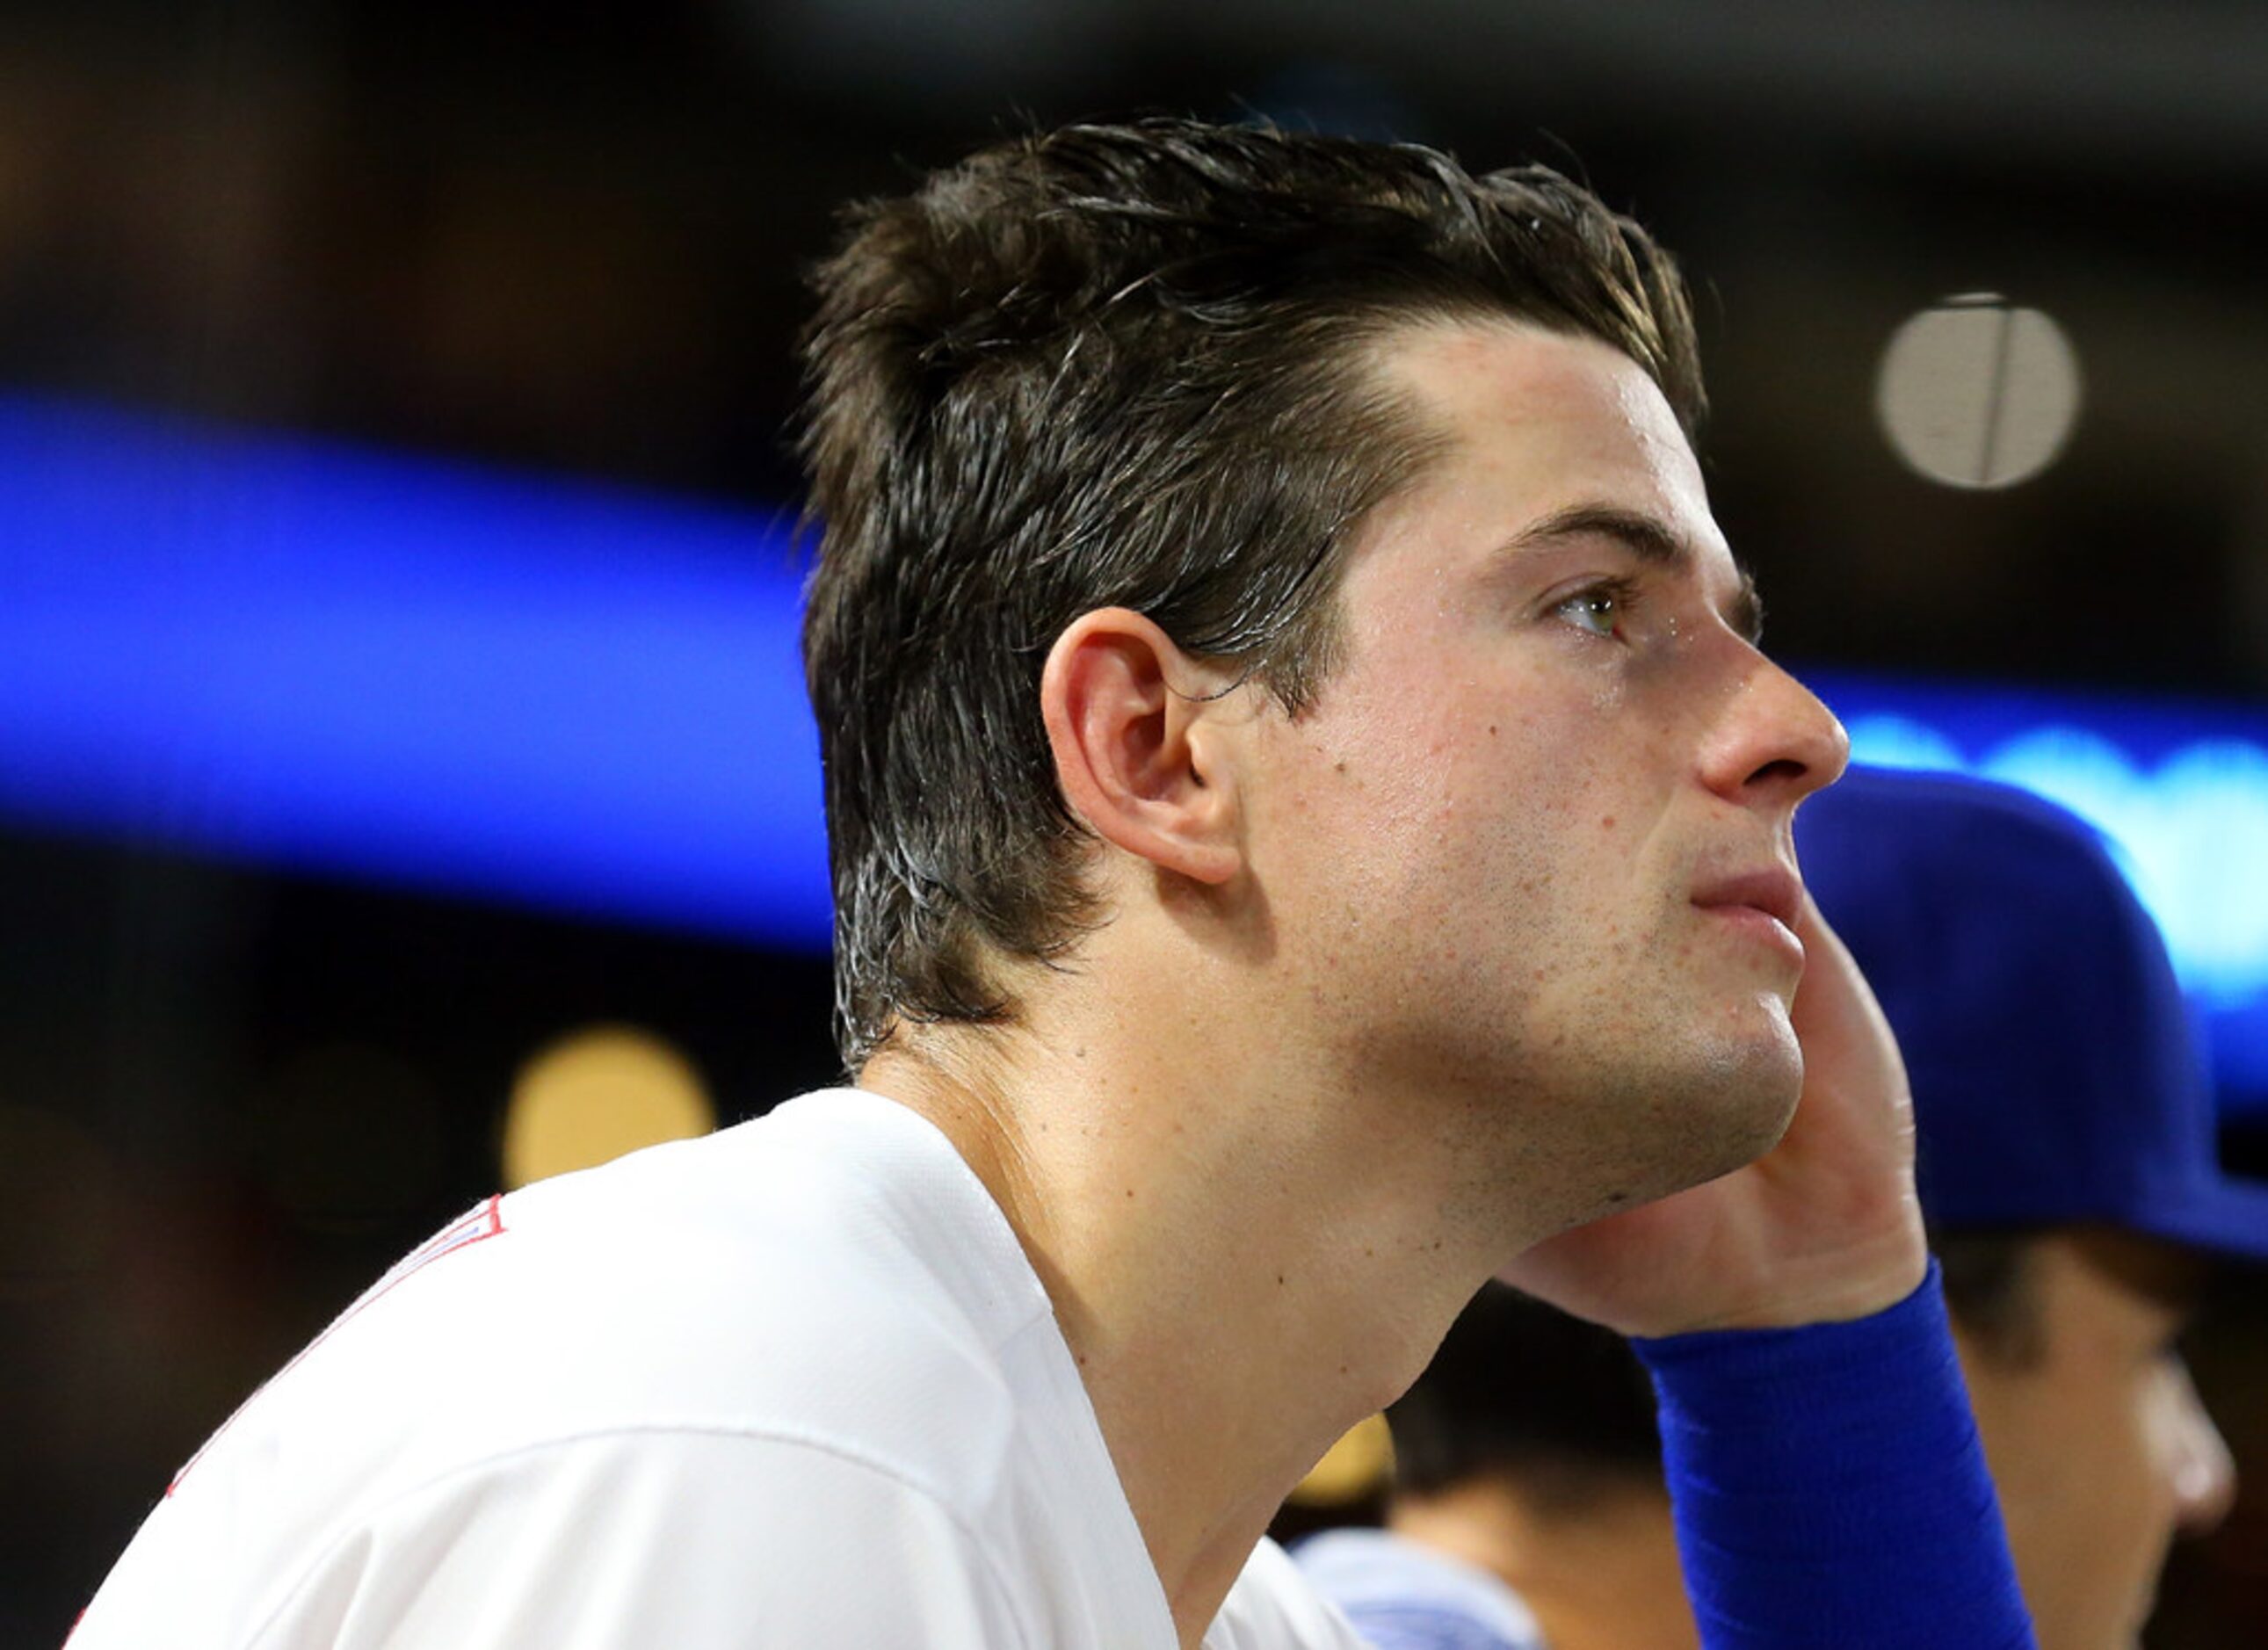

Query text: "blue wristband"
[1631, 1262, 2035, 1650]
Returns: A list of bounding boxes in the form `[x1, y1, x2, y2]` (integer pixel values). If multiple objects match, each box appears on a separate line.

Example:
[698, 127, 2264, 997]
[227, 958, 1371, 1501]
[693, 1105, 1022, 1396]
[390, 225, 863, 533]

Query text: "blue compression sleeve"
[1631, 1263, 2035, 1650]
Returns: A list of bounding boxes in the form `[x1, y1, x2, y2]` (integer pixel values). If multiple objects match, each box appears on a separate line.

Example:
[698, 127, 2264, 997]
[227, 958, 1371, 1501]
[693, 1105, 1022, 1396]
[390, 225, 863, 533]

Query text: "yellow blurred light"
[502, 1025, 714, 1190]
[1286, 1410, 1395, 1507]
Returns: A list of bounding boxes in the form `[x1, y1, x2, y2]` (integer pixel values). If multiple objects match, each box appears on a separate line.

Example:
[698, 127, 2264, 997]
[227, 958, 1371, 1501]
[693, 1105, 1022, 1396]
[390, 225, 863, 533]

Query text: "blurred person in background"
[72, 123, 2034, 1648]
[1300, 766, 2253, 1650]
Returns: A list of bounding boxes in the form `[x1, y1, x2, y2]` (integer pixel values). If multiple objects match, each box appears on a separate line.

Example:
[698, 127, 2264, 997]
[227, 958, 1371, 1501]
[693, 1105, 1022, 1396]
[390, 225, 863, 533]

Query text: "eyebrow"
[1510, 503, 1765, 647]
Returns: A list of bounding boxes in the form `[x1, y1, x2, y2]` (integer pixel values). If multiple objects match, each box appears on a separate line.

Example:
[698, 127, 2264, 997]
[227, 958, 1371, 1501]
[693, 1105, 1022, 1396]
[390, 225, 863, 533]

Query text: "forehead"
[1346, 318, 1731, 588]
[1324, 319, 1732, 620]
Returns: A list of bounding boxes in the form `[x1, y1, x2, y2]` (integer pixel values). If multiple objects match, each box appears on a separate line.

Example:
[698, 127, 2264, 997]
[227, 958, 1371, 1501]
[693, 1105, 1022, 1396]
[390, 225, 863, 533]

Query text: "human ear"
[1039, 608, 1242, 887]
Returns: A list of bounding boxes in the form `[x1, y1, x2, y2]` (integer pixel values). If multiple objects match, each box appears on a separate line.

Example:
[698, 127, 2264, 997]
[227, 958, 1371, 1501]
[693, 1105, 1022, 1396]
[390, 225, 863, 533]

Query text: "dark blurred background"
[3, 1, 2266, 1644]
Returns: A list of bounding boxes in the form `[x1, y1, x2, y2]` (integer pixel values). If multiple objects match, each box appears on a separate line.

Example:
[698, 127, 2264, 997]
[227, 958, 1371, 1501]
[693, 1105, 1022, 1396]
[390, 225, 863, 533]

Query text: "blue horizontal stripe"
[1, 393, 2262, 1104]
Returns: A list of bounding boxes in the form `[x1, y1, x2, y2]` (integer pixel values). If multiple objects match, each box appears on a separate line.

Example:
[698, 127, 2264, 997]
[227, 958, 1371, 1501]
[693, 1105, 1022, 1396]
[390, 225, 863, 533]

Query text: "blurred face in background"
[1956, 1229, 2235, 1650]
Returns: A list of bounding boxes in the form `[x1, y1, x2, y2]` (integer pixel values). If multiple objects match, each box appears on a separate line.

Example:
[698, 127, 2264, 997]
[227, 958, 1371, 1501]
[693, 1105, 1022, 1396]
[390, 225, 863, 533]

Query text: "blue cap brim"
[2127, 1176, 2268, 1265]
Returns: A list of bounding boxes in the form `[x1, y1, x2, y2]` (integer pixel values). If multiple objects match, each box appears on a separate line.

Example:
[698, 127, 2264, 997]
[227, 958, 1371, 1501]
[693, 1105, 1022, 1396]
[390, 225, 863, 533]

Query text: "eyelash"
[1552, 576, 1642, 640]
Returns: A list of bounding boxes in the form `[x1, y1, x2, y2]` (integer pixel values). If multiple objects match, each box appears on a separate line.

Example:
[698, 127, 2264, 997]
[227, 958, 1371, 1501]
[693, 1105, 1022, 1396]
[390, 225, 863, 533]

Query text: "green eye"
[1556, 589, 1623, 638]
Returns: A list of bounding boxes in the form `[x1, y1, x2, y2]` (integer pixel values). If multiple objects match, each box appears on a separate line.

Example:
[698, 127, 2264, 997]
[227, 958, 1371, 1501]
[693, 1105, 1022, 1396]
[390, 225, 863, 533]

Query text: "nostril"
[1746, 756, 1810, 787]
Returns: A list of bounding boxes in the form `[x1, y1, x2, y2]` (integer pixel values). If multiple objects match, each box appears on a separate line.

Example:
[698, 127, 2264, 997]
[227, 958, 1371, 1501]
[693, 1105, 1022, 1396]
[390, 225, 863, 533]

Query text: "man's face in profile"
[1960, 1229, 2235, 1650]
[1234, 320, 1848, 1232]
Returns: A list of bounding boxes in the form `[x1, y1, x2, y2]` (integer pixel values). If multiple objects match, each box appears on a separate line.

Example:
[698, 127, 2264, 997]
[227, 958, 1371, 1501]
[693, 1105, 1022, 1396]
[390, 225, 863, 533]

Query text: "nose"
[1696, 650, 1851, 809]
[2165, 1360, 2237, 1537]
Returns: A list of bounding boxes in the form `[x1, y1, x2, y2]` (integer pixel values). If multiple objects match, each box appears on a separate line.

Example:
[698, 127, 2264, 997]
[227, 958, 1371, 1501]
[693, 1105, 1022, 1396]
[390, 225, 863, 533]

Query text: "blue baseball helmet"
[1795, 765, 2268, 1259]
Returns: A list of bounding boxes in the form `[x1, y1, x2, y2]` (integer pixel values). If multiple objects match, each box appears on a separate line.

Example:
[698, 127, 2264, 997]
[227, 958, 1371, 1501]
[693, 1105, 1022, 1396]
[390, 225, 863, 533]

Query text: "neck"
[861, 965, 1541, 1646]
[1390, 1478, 1697, 1650]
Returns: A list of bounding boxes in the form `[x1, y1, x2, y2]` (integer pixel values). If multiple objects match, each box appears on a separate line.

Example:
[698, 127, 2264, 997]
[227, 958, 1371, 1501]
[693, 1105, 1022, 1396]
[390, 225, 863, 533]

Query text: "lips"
[1691, 865, 1804, 930]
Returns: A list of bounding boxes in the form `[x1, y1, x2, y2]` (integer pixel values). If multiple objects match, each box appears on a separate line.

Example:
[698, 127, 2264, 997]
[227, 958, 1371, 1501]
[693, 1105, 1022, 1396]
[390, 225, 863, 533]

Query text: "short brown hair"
[798, 117, 1702, 1066]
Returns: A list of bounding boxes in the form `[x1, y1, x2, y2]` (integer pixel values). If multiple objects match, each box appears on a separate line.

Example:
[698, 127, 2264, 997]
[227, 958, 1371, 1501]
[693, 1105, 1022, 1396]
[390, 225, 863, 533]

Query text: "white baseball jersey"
[72, 1089, 1366, 1649]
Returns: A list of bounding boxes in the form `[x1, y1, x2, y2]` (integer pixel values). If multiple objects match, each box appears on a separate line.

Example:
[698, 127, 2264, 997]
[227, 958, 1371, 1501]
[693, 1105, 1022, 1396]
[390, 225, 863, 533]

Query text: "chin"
[1554, 1022, 1801, 1213]
[1719, 1067, 1801, 1169]
[1667, 1010, 1804, 1180]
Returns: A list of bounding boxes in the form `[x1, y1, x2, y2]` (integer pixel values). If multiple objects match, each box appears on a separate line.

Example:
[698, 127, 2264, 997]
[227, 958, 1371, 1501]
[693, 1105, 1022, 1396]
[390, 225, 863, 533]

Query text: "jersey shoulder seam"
[245, 1423, 1033, 1648]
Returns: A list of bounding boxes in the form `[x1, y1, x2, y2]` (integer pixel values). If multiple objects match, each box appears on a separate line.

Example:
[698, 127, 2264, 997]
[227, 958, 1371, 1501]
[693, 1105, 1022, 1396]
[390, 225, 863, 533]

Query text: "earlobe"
[1040, 609, 1243, 887]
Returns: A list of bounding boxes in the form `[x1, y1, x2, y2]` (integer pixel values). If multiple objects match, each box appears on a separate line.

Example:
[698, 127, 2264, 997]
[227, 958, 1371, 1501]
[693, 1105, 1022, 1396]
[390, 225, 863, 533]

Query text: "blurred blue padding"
[1, 395, 2264, 1104]
[0, 394, 830, 950]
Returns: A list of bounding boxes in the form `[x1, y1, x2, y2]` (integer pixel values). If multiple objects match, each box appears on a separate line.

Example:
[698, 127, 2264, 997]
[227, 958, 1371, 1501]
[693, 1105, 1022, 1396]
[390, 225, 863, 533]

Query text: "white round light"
[1875, 295, 2082, 489]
